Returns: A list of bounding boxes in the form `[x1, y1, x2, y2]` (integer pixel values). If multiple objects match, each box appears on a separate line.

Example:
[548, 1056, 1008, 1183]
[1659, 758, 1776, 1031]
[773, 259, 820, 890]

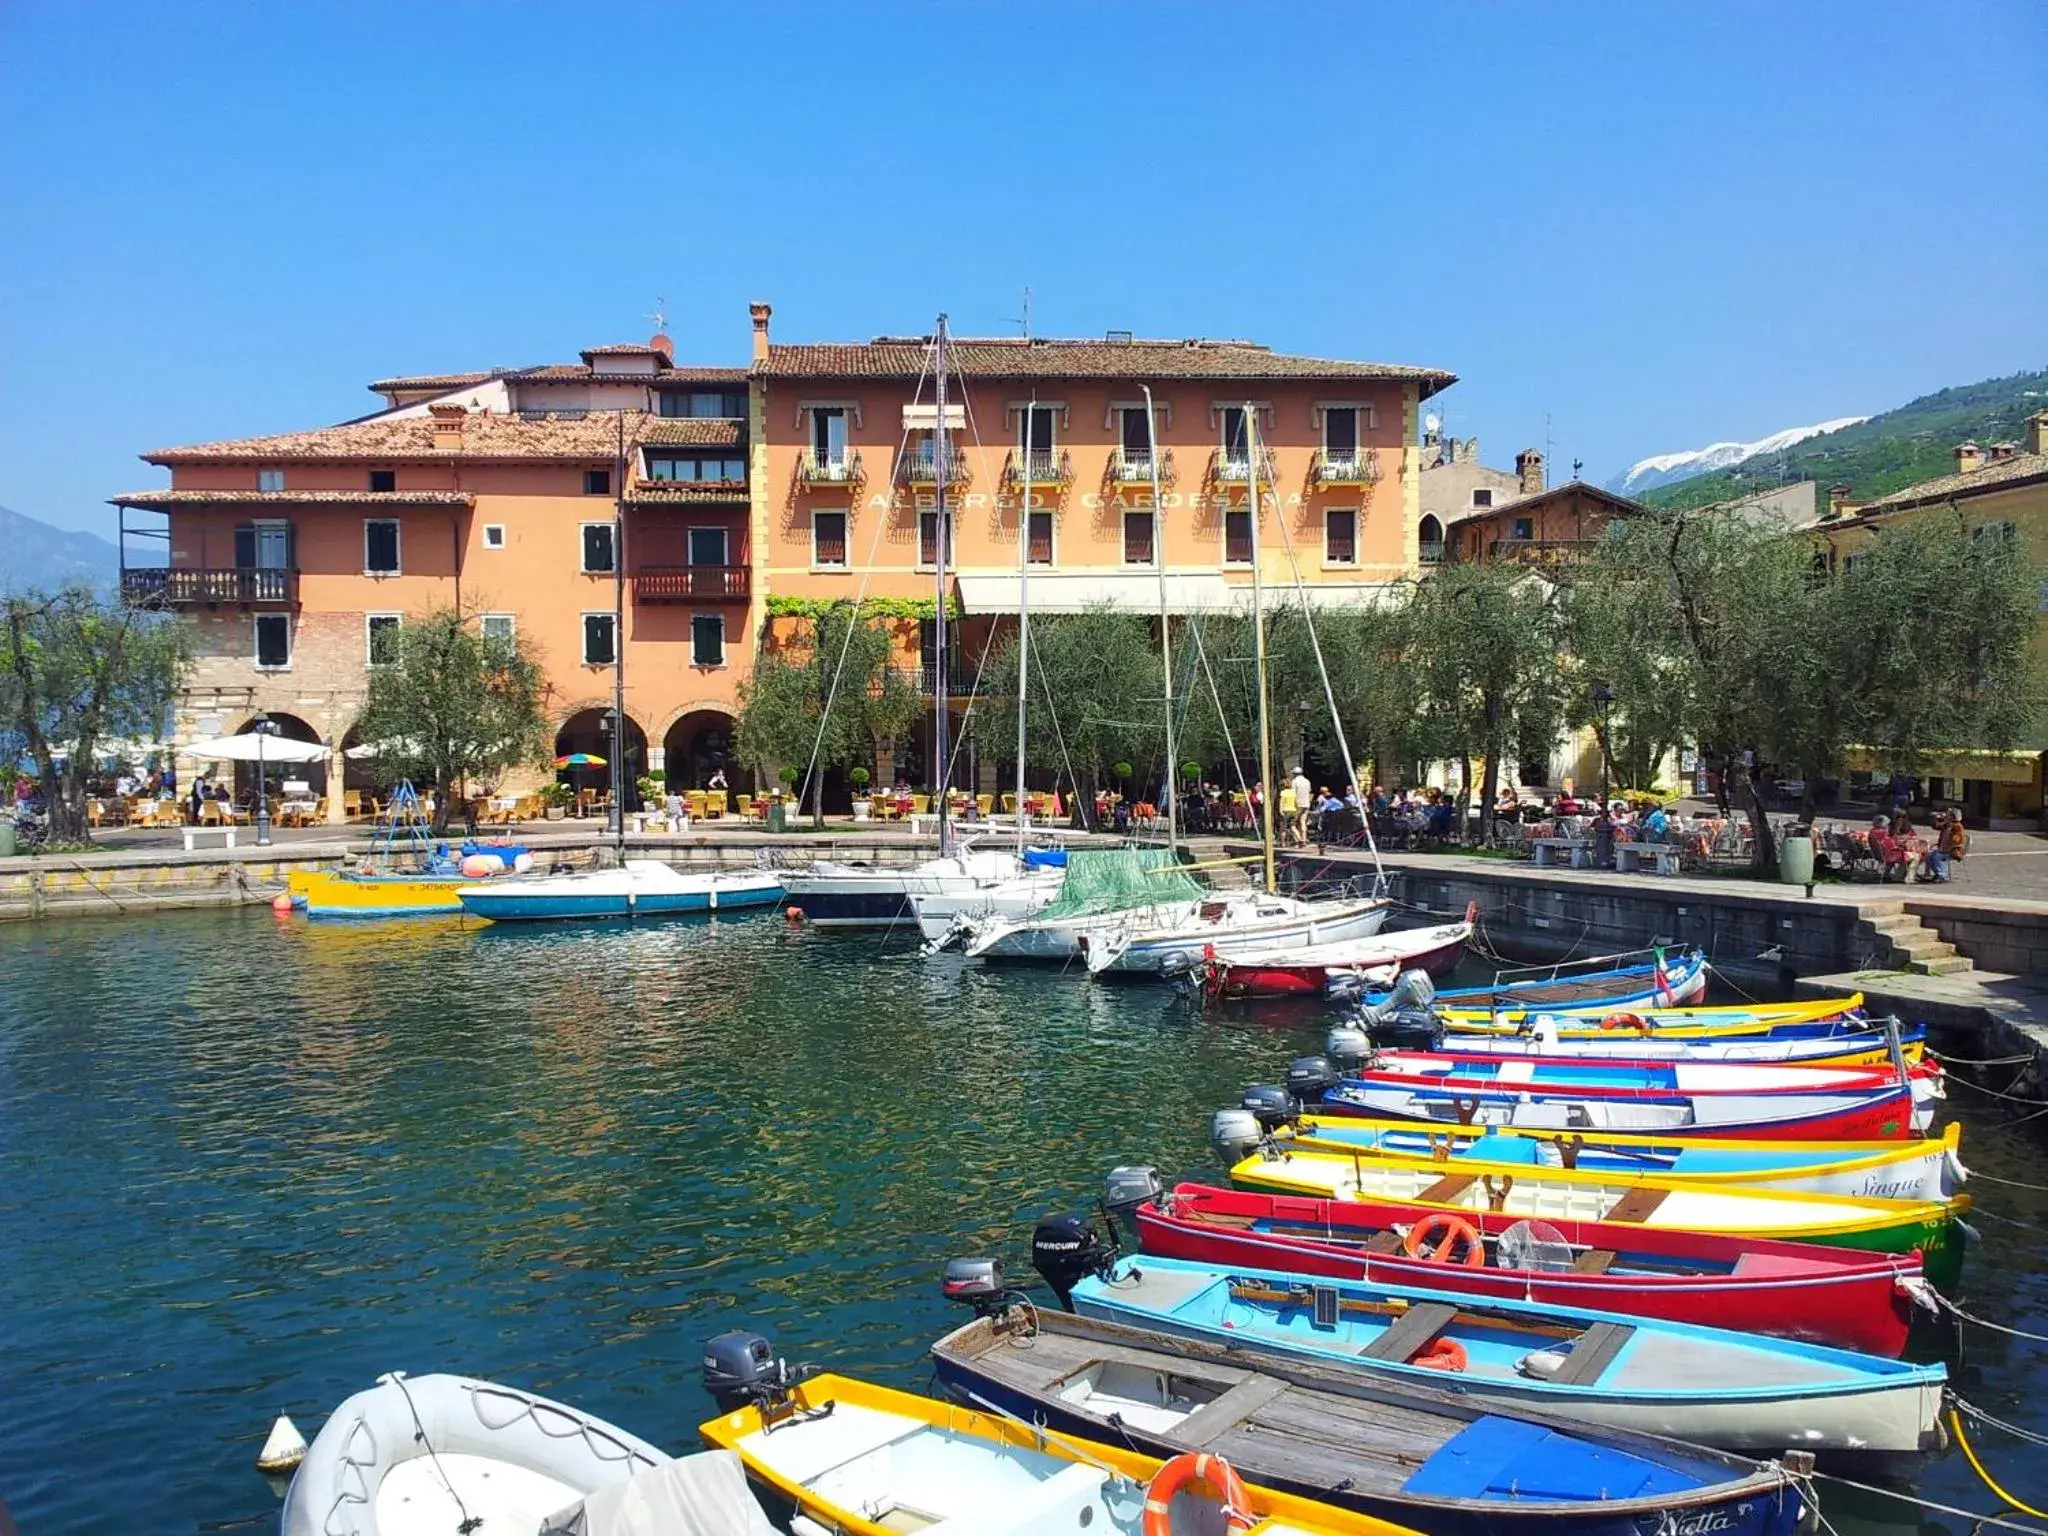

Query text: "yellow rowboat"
[1438, 995, 1866, 1036]
[702, 1371, 1423, 1536]
[289, 869, 474, 917]
[1262, 1114, 1965, 1202]
[1226, 1140, 1969, 1287]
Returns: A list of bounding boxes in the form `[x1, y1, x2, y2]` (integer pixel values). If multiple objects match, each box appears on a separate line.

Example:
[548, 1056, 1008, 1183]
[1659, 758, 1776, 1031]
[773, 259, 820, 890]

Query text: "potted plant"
[538, 781, 572, 821]
[777, 764, 800, 799]
[849, 765, 873, 822]
[1180, 760, 1203, 786]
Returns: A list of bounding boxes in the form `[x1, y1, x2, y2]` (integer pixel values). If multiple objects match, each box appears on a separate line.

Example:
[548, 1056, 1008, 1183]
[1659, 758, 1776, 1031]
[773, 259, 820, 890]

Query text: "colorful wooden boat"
[1135, 1181, 1927, 1355]
[1361, 950, 1710, 1014]
[931, 1302, 1810, 1536]
[1257, 1113, 1966, 1203]
[1224, 1139, 1968, 1285]
[1437, 997, 1868, 1036]
[1179, 908, 1473, 1000]
[700, 1365, 1425, 1536]
[1435, 1023, 1926, 1070]
[1067, 1255, 1947, 1453]
[288, 843, 534, 918]
[456, 859, 784, 921]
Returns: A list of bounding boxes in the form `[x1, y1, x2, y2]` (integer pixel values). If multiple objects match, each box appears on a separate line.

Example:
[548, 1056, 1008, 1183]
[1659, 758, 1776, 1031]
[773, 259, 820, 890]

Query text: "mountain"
[0, 506, 121, 594]
[1636, 369, 2048, 513]
[1610, 418, 1867, 497]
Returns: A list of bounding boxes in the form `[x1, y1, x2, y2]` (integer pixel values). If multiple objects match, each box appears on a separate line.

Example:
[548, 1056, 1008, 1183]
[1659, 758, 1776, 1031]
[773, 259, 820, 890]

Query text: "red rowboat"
[1136, 1181, 1925, 1356]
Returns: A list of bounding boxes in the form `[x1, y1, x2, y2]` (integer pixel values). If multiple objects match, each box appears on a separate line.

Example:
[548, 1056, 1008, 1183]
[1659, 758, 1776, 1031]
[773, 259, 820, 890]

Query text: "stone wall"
[1908, 900, 2048, 976]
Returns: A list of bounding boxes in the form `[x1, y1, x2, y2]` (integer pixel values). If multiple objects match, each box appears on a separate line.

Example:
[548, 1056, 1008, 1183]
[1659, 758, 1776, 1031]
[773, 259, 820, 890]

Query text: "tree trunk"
[812, 766, 826, 829]
[432, 771, 454, 835]
[1479, 748, 1501, 847]
[1730, 754, 1775, 871]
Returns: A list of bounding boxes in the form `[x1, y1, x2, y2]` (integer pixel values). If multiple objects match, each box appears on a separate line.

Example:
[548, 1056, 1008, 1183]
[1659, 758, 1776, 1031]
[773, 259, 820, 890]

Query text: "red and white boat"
[1176, 904, 1475, 1001]
[1133, 1182, 1927, 1357]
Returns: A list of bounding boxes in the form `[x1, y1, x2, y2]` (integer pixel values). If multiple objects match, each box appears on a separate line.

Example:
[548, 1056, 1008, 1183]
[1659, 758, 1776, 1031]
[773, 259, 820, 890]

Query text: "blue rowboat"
[1066, 1254, 1945, 1453]
[456, 859, 785, 922]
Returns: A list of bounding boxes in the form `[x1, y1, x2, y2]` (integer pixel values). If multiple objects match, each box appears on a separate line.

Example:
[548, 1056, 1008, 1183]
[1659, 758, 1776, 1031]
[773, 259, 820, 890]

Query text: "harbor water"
[3, 908, 2045, 1532]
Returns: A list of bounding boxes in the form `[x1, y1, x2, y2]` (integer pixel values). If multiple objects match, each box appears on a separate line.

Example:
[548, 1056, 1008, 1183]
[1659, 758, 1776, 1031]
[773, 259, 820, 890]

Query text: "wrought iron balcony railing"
[890, 660, 983, 696]
[898, 442, 972, 488]
[1208, 447, 1279, 486]
[1310, 447, 1381, 487]
[1001, 448, 1073, 491]
[631, 564, 751, 603]
[798, 449, 863, 486]
[1107, 447, 1178, 487]
[1488, 539, 1596, 566]
[121, 567, 297, 606]
[1418, 541, 1447, 566]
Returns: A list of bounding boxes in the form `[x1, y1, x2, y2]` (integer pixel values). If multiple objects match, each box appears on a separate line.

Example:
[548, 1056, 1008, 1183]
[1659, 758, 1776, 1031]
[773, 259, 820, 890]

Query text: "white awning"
[901, 403, 966, 430]
[179, 732, 330, 764]
[955, 572, 1234, 614]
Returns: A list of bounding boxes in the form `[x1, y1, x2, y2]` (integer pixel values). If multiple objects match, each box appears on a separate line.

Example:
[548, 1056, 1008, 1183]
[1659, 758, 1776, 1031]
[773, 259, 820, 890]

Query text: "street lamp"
[251, 712, 280, 847]
[1589, 682, 1615, 810]
[601, 708, 622, 838]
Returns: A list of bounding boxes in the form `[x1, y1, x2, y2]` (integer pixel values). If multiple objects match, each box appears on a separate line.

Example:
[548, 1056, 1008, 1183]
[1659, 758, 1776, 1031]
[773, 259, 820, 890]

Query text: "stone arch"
[220, 710, 327, 801]
[1419, 513, 1444, 563]
[554, 706, 648, 812]
[661, 707, 751, 797]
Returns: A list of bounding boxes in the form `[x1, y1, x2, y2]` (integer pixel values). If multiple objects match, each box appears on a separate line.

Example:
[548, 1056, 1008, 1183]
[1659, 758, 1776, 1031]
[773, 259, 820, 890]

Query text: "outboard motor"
[1241, 1084, 1297, 1131]
[941, 1257, 1011, 1317]
[1103, 1165, 1164, 1240]
[1211, 1107, 1265, 1167]
[702, 1331, 791, 1415]
[1326, 1025, 1372, 1075]
[1285, 1054, 1337, 1105]
[1032, 1212, 1116, 1311]
[1354, 968, 1443, 1049]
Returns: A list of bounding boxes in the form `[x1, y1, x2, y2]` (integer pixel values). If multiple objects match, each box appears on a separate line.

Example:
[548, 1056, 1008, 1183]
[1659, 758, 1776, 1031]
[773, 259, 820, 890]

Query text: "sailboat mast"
[1142, 384, 1176, 853]
[1014, 392, 1034, 856]
[1247, 401, 1276, 895]
[932, 315, 951, 856]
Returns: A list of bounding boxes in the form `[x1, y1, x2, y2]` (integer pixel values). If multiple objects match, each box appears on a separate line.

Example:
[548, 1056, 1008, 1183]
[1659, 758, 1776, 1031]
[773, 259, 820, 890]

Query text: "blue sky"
[3, 1, 2043, 535]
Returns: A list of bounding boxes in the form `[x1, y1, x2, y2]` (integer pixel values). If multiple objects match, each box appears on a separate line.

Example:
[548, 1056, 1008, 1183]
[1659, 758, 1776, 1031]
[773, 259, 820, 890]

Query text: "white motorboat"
[783, 846, 1058, 928]
[456, 859, 785, 921]
[281, 1372, 777, 1536]
[909, 864, 1067, 942]
[1083, 893, 1392, 975]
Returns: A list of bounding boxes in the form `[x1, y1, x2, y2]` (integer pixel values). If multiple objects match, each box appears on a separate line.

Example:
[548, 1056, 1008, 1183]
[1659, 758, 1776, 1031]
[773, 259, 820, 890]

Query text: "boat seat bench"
[1572, 1249, 1619, 1274]
[1173, 1373, 1294, 1448]
[1360, 1302, 1461, 1363]
[1604, 1188, 1669, 1224]
[1547, 1321, 1636, 1386]
[1415, 1174, 1478, 1204]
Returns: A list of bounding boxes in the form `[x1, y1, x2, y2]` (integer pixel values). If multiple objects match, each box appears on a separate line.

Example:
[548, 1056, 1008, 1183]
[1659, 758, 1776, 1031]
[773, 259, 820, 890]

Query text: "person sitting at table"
[1868, 814, 1922, 882]
[1642, 804, 1671, 842]
[708, 767, 727, 792]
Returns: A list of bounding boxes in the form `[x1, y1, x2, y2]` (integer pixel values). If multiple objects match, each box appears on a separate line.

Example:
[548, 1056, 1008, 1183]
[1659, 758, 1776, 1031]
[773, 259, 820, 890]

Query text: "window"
[1419, 514, 1445, 565]
[918, 510, 954, 567]
[1975, 521, 2018, 550]
[480, 613, 516, 642]
[1120, 405, 1155, 469]
[1323, 408, 1358, 458]
[257, 468, 286, 492]
[1511, 517, 1533, 541]
[811, 406, 847, 466]
[363, 518, 401, 575]
[584, 468, 612, 496]
[688, 527, 729, 567]
[1324, 508, 1357, 566]
[254, 614, 290, 669]
[367, 469, 396, 493]
[1220, 406, 1250, 465]
[660, 390, 746, 418]
[1123, 510, 1156, 566]
[1224, 508, 1254, 566]
[691, 614, 725, 667]
[366, 613, 401, 664]
[1841, 551, 1868, 575]
[647, 455, 746, 482]
[1027, 510, 1054, 566]
[1471, 488, 1494, 509]
[581, 522, 616, 573]
[482, 523, 506, 549]
[235, 520, 292, 570]
[812, 509, 848, 567]
[582, 613, 616, 665]
[1020, 405, 1056, 477]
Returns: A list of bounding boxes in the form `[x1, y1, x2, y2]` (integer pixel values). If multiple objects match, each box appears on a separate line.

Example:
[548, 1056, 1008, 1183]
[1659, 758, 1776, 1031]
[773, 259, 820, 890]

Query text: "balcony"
[1001, 448, 1073, 492]
[1208, 447, 1279, 486]
[1488, 539, 1596, 567]
[1419, 541, 1447, 566]
[798, 449, 863, 488]
[1311, 447, 1381, 488]
[1107, 448, 1178, 488]
[632, 564, 751, 603]
[897, 442, 972, 489]
[121, 567, 297, 606]
[890, 659, 982, 696]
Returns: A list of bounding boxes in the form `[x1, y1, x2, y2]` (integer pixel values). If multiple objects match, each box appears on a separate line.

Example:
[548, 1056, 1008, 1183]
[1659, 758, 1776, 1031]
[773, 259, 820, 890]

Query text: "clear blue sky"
[3, 1, 2043, 535]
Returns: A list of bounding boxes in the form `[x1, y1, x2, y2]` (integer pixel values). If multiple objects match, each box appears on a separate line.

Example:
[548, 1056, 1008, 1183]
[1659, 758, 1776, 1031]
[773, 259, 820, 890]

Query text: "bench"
[1545, 1321, 1636, 1386]
[1529, 837, 1593, 869]
[1614, 842, 1682, 876]
[1360, 1300, 1461, 1362]
[181, 826, 238, 851]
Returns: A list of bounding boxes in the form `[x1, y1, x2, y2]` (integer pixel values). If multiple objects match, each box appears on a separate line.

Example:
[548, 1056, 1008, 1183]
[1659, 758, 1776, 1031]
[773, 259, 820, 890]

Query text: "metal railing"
[1418, 541, 1446, 565]
[1488, 539, 1596, 565]
[631, 564, 750, 602]
[1001, 447, 1072, 490]
[1310, 447, 1381, 487]
[1107, 447, 1177, 487]
[1208, 447, 1279, 485]
[798, 449, 863, 486]
[898, 442, 972, 487]
[121, 567, 296, 605]
[889, 660, 982, 695]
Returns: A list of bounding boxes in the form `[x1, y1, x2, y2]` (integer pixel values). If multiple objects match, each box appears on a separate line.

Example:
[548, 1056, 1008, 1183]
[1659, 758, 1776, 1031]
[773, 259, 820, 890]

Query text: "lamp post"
[251, 712, 279, 847]
[601, 708, 622, 841]
[1589, 682, 1615, 811]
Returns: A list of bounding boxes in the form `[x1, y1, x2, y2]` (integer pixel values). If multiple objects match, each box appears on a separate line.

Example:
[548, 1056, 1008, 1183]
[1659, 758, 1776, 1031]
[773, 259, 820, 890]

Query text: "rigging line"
[1182, 606, 1254, 805]
[1027, 620, 1090, 833]
[387, 1374, 482, 1535]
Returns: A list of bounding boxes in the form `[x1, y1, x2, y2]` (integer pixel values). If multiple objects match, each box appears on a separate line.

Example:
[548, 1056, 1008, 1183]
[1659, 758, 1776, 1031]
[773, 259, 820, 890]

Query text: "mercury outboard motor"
[1032, 1212, 1117, 1311]
[1353, 969, 1442, 1048]
[941, 1257, 1011, 1317]
[1211, 1107, 1265, 1167]
[1103, 1165, 1164, 1240]
[1241, 1083, 1296, 1130]
[1286, 1054, 1337, 1104]
[703, 1331, 793, 1415]
[1326, 1024, 1372, 1074]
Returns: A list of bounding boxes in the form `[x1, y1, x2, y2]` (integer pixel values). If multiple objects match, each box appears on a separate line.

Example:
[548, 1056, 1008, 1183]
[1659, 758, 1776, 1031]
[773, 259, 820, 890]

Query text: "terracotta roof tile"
[755, 337, 1455, 394]
[642, 418, 745, 447]
[1856, 451, 2048, 513]
[146, 411, 649, 465]
[368, 370, 504, 393]
[110, 488, 475, 508]
[368, 360, 746, 396]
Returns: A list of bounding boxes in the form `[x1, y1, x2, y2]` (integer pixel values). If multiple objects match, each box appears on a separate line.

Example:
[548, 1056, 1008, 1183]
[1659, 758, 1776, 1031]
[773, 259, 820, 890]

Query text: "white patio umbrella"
[178, 732, 330, 764]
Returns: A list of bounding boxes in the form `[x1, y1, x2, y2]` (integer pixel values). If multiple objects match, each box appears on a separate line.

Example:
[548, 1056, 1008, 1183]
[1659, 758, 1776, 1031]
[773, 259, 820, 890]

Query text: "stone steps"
[1854, 901, 1974, 977]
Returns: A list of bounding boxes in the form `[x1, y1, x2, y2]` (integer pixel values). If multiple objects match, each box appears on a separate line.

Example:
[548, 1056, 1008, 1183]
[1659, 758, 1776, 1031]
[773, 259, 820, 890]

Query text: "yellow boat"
[703, 1371, 1423, 1536]
[288, 868, 472, 918]
[1439, 994, 1866, 1036]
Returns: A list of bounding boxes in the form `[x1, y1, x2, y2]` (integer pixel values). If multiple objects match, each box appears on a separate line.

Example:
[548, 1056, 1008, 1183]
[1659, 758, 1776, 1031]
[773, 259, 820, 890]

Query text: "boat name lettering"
[1644, 1504, 1748, 1536]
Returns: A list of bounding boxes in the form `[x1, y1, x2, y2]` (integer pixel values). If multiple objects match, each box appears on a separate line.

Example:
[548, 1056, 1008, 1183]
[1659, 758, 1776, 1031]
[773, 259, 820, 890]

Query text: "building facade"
[1417, 432, 1542, 564]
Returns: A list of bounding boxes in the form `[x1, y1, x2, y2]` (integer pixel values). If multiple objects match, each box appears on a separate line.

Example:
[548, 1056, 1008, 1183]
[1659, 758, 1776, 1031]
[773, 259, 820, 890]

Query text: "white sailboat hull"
[1086, 897, 1392, 974]
[910, 870, 1066, 941]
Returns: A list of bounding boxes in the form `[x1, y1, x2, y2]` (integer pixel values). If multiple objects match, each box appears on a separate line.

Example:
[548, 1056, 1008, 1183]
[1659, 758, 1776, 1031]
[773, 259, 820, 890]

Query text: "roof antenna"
[646, 295, 669, 333]
[1004, 285, 1032, 339]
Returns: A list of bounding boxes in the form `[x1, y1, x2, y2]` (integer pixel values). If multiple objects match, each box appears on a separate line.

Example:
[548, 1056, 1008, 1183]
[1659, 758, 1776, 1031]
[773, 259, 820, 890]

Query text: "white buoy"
[256, 1414, 308, 1475]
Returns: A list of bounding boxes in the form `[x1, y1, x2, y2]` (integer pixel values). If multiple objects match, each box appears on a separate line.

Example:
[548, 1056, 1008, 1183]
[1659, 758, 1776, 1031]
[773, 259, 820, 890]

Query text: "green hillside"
[1643, 368, 2048, 511]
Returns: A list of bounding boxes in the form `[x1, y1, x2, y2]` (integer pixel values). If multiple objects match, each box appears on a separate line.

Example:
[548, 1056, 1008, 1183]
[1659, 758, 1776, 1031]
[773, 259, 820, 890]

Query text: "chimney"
[1986, 441, 2018, 464]
[1954, 440, 1983, 476]
[2029, 410, 2048, 457]
[1515, 448, 1545, 496]
[749, 301, 772, 363]
[1826, 483, 1853, 518]
[428, 402, 466, 450]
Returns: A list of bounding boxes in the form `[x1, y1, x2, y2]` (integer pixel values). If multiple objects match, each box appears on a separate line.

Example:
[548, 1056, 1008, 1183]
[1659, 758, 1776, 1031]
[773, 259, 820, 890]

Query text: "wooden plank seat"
[1173, 1373, 1294, 1449]
[1360, 1231, 1406, 1255]
[1414, 1173, 1478, 1204]
[1604, 1188, 1669, 1224]
[1359, 1301, 1461, 1363]
[1546, 1321, 1636, 1386]
[1572, 1248, 1620, 1274]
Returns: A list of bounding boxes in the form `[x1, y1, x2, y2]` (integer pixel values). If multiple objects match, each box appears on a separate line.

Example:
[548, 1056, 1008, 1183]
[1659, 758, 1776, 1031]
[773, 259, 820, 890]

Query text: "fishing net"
[1036, 848, 1205, 918]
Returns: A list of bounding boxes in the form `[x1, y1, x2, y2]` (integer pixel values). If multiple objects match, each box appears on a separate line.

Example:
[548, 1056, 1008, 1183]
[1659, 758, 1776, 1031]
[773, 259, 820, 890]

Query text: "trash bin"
[766, 798, 786, 834]
[1779, 829, 1815, 886]
[0, 819, 14, 858]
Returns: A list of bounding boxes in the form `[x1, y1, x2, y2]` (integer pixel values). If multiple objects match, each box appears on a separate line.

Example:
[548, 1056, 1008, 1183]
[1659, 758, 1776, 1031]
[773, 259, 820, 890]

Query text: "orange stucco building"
[114, 306, 1453, 814]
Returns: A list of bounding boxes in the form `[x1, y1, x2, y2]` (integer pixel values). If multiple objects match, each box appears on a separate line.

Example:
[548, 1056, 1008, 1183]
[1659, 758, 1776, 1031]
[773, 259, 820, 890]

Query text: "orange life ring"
[1402, 1213, 1486, 1267]
[1409, 1336, 1469, 1372]
[1144, 1451, 1254, 1536]
[1600, 1012, 1650, 1033]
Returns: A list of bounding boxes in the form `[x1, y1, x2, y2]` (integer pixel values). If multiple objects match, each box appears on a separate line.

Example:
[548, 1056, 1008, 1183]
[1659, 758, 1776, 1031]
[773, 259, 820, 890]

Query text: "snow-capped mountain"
[1608, 417, 1867, 497]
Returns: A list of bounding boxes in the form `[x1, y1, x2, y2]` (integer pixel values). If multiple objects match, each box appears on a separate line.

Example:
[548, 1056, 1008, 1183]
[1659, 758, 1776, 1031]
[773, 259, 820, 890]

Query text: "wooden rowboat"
[1362, 950, 1709, 1014]
[1437, 996, 1868, 1037]
[1435, 1023, 1926, 1070]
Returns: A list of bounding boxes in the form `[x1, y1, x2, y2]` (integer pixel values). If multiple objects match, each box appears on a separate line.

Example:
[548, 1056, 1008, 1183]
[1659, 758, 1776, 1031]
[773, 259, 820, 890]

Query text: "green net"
[1036, 848, 1206, 918]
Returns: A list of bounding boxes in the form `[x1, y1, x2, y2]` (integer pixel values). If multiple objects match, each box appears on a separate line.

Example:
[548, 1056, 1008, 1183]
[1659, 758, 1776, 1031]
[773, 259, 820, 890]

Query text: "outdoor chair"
[686, 790, 709, 820]
[911, 794, 930, 816]
[343, 790, 365, 820]
[975, 794, 993, 819]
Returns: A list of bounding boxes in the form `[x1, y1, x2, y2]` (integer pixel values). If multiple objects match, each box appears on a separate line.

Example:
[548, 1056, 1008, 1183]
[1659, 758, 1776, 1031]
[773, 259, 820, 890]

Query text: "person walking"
[1289, 765, 1312, 847]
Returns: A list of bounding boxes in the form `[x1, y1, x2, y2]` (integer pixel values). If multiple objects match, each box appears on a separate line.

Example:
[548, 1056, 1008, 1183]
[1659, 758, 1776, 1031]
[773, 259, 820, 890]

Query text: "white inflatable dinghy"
[282, 1372, 772, 1536]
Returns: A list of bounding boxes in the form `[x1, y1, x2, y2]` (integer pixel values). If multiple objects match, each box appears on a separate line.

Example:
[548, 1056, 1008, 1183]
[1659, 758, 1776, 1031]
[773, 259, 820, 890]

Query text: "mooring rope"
[1809, 1466, 2047, 1536]
[1929, 1292, 2048, 1344]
